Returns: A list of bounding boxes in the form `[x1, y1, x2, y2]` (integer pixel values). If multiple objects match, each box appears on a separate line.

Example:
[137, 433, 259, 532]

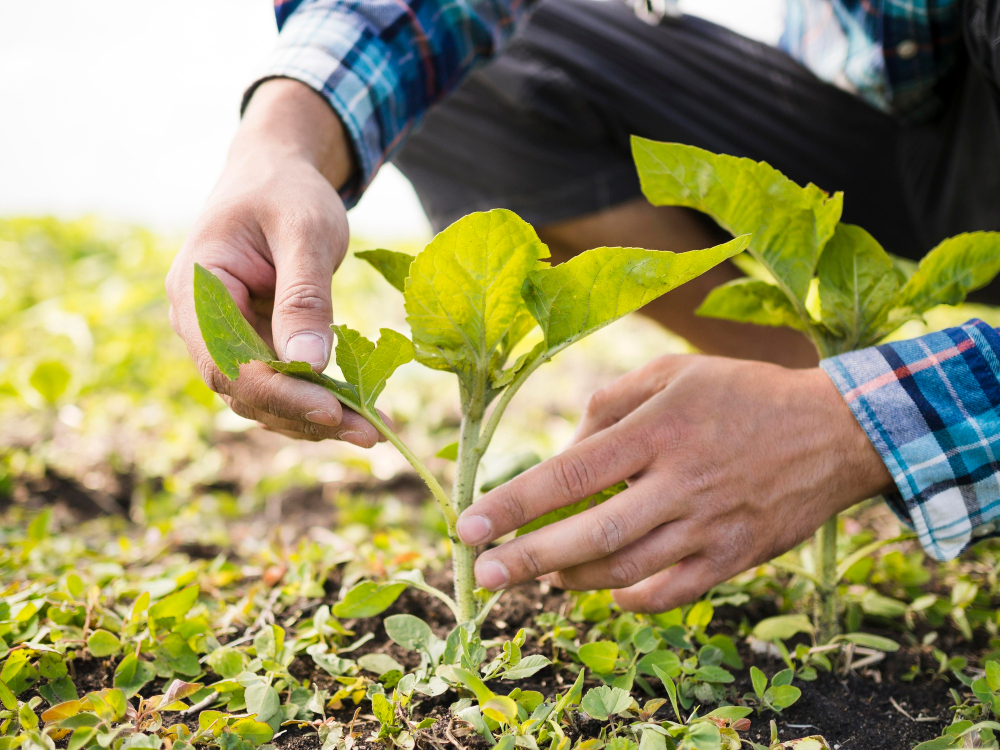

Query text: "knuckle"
[608, 555, 643, 589]
[589, 509, 630, 556]
[493, 488, 530, 530]
[274, 282, 331, 317]
[514, 544, 545, 578]
[552, 452, 595, 500]
[584, 386, 612, 418]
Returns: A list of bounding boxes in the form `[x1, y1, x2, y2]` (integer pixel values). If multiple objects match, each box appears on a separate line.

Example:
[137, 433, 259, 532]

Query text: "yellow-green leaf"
[331, 326, 413, 410]
[356, 249, 415, 293]
[697, 278, 808, 331]
[633, 138, 842, 304]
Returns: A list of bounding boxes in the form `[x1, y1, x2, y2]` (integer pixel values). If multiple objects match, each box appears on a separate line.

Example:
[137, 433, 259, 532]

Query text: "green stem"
[815, 514, 840, 642]
[454, 390, 486, 624]
[370, 414, 457, 535]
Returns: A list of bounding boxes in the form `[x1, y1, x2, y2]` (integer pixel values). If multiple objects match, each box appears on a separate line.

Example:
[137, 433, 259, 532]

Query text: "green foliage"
[333, 581, 407, 619]
[355, 249, 415, 293]
[745, 667, 801, 714]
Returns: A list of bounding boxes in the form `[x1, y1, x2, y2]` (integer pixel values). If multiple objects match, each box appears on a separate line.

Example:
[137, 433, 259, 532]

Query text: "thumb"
[270, 235, 338, 372]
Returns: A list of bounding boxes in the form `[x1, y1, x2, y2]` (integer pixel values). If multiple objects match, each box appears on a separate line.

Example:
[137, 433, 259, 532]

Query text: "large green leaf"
[524, 236, 749, 356]
[356, 249, 415, 293]
[193, 264, 273, 379]
[332, 325, 414, 410]
[697, 278, 808, 331]
[897, 232, 1000, 316]
[632, 138, 842, 305]
[816, 223, 899, 351]
[403, 209, 549, 390]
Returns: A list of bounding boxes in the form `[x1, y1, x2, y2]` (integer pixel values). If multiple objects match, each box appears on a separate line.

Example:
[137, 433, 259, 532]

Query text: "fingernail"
[476, 560, 509, 591]
[337, 430, 370, 448]
[457, 514, 492, 545]
[305, 410, 338, 427]
[285, 332, 327, 366]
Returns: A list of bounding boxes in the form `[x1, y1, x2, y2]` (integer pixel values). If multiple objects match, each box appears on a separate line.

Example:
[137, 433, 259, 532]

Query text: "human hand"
[166, 79, 381, 447]
[456, 354, 894, 612]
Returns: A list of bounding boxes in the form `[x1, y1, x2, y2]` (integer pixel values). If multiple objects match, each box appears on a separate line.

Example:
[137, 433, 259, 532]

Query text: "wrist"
[235, 78, 357, 190]
[798, 367, 895, 508]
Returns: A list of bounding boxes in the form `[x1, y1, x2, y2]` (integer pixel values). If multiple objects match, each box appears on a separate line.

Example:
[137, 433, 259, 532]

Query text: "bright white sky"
[0, 0, 783, 244]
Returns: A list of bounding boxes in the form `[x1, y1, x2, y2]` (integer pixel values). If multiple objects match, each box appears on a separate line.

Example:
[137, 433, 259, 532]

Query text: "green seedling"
[745, 667, 801, 715]
[194, 209, 748, 630]
[632, 138, 1000, 641]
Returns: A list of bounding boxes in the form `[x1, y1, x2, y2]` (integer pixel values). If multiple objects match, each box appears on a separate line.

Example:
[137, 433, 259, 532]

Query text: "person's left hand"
[456, 354, 894, 613]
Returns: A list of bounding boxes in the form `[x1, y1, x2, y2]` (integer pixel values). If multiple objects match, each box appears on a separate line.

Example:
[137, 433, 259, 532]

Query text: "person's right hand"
[165, 78, 381, 448]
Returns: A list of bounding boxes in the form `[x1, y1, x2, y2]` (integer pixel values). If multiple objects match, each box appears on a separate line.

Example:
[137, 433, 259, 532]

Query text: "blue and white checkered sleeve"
[248, 0, 531, 207]
[820, 319, 1000, 561]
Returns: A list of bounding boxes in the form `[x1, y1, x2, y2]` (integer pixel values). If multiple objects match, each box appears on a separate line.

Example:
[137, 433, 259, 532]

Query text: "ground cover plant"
[4, 159, 1000, 750]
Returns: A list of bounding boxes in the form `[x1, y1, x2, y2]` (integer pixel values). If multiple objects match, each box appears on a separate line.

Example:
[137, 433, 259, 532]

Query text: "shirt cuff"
[242, 11, 395, 209]
[821, 319, 1000, 561]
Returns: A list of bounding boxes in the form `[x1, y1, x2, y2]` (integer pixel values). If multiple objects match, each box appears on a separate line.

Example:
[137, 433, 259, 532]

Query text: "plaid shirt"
[781, 0, 963, 120]
[257, 0, 964, 205]
[823, 320, 1000, 561]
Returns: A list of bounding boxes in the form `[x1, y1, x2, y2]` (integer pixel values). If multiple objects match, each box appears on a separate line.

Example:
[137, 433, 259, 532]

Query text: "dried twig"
[444, 716, 465, 750]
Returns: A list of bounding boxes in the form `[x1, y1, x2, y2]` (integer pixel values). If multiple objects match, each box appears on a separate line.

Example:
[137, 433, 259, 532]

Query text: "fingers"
[569, 355, 693, 446]
[612, 555, 727, 614]
[471, 478, 679, 590]
[226, 393, 379, 447]
[457, 419, 654, 548]
[542, 520, 702, 591]
[268, 212, 345, 371]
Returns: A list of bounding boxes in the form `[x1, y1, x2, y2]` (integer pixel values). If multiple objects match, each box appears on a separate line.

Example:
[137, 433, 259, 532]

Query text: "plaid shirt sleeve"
[821, 319, 1000, 561]
[248, 0, 531, 207]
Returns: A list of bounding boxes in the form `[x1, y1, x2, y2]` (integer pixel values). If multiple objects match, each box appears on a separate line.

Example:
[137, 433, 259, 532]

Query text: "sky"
[0, 0, 783, 244]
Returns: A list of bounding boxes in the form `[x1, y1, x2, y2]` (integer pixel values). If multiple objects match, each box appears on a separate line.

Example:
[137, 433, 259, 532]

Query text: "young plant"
[194, 208, 748, 629]
[632, 138, 1000, 641]
[745, 667, 801, 715]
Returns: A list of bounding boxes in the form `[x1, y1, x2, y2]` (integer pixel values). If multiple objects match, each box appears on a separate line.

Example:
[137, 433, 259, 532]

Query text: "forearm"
[236, 78, 356, 191]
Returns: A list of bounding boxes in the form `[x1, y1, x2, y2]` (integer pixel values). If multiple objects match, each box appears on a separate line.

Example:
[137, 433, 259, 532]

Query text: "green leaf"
[334, 581, 407, 619]
[357, 653, 404, 676]
[751, 614, 813, 642]
[332, 326, 414, 411]
[30, 360, 71, 404]
[68, 727, 98, 750]
[356, 249, 415, 293]
[986, 661, 1000, 692]
[436, 442, 459, 461]
[771, 668, 794, 687]
[231, 718, 274, 747]
[912, 738, 958, 750]
[149, 585, 199, 634]
[38, 652, 67, 680]
[451, 667, 494, 705]
[683, 722, 723, 750]
[860, 590, 908, 619]
[750, 666, 767, 699]
[633, 137, 842, 304]
[577, 641, 619, 675]
[482, 696, 519, 725]
[206, 647, 246, 680]
[156, 632, 201, 677]
[694, 665, 734, 683]
[86, 630, 120, 658]
[0, 679, 15, 711]
[580, 686, 632, 721]
[697, 278, 808, 331]
[765, 684, 802, 710]
[637, 650, 681, 679]
[193, 264, 274, 380]
[835, 633, 900, 652]
[501, 654, 550, 680]
[517, 482, 625, 537]
[114, 655, 156, 698]
[403, 209, 549, 390]
[524, 236, 750, 356]
[816, 223, 899, 350]
[244, 682, 282, 731]
[384, 614, 434, 653]
[897, 232, 1000, 316]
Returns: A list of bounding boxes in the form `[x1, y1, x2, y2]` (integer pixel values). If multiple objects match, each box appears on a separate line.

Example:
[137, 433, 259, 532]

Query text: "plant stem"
[815, 514, 840, 642]
[477, 348, 548, 454]
[454, 391, 486, 623]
